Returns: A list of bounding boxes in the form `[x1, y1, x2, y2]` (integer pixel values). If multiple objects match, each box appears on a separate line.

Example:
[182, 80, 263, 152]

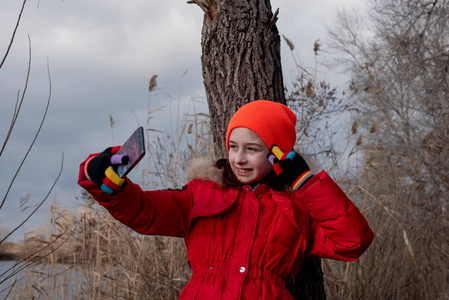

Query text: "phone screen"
[116, 126, 146, 178]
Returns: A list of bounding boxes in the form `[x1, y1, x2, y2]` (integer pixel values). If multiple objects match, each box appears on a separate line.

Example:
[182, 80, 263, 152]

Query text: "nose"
[235, 149, 247, 164]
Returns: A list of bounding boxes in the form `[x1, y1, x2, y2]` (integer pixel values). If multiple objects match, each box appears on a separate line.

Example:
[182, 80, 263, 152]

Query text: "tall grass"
[322, 141, 448, 299]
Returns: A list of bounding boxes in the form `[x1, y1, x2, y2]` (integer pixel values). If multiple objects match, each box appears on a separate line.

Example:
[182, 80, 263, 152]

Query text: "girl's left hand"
[267, 145, 313, 191]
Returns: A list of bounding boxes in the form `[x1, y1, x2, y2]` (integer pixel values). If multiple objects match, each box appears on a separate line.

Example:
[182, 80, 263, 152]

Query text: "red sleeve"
[78, 155, 194, 237]
[298, 171, 374, 261]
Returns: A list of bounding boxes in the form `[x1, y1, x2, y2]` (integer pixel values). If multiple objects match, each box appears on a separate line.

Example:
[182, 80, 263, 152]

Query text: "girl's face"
[228, 127, 273, 184]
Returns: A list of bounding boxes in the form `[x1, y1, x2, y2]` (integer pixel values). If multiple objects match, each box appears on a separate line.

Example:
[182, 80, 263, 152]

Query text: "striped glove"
[84, 146, 129, 194]
[268, 145, 313, 191]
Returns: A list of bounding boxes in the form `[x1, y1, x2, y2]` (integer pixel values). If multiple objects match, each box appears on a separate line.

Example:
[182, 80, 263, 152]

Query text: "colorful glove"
[84, 146, 129, 194]
[268, 145, 313, 191]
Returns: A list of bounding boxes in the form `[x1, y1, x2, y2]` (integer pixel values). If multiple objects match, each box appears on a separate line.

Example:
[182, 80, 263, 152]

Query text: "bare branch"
[0, 153, 63, 245]
[0, 56, 52, 210]
[0, 35, 32, 158]
[187, 0, 218, 21]
[0, 0, 27, 70]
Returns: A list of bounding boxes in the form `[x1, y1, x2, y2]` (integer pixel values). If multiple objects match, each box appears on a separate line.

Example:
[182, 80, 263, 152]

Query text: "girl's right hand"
[84, 146, 129, 194]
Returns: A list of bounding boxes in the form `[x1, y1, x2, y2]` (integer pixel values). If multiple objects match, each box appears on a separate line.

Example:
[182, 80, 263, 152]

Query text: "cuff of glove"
[292, 170, 313, 191]
[100, 180, 127, 194]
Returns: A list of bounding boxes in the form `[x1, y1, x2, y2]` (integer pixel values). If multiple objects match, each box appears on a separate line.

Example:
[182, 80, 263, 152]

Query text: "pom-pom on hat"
[226, 100, 297, 154]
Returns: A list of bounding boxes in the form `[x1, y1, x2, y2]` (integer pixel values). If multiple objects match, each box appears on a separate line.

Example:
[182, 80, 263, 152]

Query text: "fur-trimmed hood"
[183, 157, 295, 193]
[184, 157, 226, 187]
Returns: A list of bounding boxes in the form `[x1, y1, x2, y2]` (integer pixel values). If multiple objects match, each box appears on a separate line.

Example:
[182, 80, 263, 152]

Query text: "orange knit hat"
[226, 100, 297, 154]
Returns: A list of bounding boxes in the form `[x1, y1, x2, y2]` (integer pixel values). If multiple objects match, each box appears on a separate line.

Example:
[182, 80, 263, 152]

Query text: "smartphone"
[115, 126, 146, 178]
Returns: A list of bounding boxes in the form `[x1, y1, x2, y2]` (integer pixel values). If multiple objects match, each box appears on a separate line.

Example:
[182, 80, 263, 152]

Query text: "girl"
[78, 100, 374, 299]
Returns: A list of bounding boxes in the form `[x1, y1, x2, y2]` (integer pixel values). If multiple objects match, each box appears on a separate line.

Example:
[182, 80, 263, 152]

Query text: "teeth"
[237, 168, 251, 173]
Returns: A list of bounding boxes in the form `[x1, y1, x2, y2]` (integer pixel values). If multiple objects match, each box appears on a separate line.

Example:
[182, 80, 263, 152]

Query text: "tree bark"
[199, 0, 285, 158]
[192, 0, 326, 299]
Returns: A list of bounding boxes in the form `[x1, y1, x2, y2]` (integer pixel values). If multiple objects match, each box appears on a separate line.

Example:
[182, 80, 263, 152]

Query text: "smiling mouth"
[237, 168, 252, 174]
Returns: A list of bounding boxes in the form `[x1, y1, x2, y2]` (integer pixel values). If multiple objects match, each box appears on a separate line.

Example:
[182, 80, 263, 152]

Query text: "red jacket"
[78, 157, 373, 299]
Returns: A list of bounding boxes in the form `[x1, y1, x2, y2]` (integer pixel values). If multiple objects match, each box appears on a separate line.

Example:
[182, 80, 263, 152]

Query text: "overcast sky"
[0, 0, 365, 242]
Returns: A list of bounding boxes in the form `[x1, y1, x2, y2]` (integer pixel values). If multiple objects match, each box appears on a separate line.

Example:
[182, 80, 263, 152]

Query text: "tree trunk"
[192, 0, 326, 299]
[199, 0, 285, 158]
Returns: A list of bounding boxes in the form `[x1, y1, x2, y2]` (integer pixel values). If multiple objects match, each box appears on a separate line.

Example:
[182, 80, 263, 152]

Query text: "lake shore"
[0, 242, 19, 261]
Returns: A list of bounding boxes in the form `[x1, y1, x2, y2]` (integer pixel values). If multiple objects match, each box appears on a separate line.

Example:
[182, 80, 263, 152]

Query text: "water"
[0, 260, 140, 299]
[0, 260, 18, 299]
[0, 260, 82, 299]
